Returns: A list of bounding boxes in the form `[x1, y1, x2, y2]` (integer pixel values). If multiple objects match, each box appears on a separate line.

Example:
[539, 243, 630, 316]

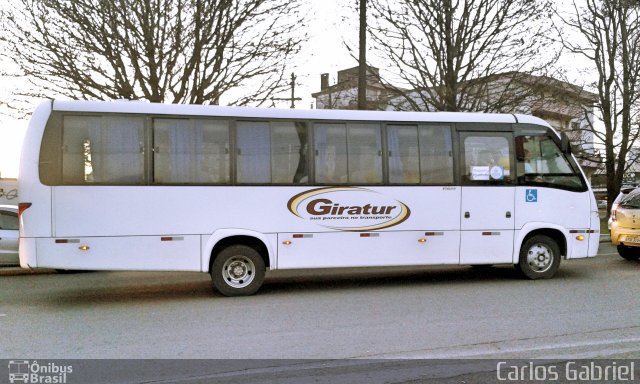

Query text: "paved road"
[0, 244, 638, 365]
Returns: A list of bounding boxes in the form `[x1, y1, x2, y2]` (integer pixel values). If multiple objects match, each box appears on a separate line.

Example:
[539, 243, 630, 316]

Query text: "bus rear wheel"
[211, 244, 265, 297]
[516, 235, 561, 279]
[617, 245, 640, 261]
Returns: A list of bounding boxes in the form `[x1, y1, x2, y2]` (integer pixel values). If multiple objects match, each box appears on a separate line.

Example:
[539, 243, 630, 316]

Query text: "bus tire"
[211, 244, 265, 296]
[617, 245, 640, 261]
[516, 235, 561, 279]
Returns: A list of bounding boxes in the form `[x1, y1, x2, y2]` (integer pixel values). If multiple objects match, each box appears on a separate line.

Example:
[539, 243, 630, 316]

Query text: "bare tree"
[366, 0, 558, 112]
[557, 0, 640, 210]
[0, 0, 305, 107]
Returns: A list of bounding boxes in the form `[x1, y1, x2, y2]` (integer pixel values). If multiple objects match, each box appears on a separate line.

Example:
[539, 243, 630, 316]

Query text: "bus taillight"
[18, 202, 32, 218]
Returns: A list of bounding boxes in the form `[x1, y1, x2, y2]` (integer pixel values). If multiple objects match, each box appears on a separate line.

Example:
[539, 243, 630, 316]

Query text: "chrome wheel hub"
[527, 243, 553, 273]
[222, 257, 255, 288]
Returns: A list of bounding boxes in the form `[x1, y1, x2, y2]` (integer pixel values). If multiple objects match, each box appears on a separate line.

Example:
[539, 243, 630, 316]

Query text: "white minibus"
[19, 100, 600, 296]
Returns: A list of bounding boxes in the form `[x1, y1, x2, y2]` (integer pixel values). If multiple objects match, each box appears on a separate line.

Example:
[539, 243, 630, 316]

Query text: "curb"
[0, 267, 56, 276]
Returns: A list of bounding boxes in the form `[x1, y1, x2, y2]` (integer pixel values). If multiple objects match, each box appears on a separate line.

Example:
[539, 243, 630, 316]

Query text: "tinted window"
[388, 124, 453, 184]
[271, 122, 308, 184]
[154, 119, 230, 184]
[314, 123, 382, 184]
[515, 135, 584, 190]
[419, 125, 453, 184]
[388, 126, 420, 184]
[237, 121, 271, 184]
[348, 124, 382, 184]
[314, 123, 348, 184]
[62, 115, 145, 184]
[462, 134, 513, 185]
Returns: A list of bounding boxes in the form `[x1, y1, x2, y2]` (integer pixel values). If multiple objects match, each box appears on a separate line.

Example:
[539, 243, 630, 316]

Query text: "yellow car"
[610, 189, 640, 260]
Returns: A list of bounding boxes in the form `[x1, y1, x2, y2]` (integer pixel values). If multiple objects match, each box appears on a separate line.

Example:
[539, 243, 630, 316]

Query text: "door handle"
[506, 211, 512, 218]
[464, 211, 470, 219]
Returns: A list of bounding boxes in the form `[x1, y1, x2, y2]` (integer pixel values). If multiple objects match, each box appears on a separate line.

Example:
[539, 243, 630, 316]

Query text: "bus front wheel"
[211, 244, 265, 297]
[516, 235, 561, 279]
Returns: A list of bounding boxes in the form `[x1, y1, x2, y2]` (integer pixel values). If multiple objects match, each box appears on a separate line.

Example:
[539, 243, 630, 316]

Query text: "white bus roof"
[50, 100, 550, 127]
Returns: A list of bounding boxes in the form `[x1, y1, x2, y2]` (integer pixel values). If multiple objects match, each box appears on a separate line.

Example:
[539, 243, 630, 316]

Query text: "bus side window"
[462, 134, 512, 185]
[271, 121, 308, 184]
[388, 125, 420, 184]
[237, 121, 271, 184]
[314, 123, 348, 184]
[154, 118, 230, 184]
[347, 123, 382, 184]
[387, 124, 453, 185]
[419, 125, 453, 184]
[62, 115, 146, 185]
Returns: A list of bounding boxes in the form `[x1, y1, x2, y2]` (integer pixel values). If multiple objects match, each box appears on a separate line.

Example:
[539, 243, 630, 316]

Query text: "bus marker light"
[161, 236, 184, 241]
[576, 235, 585, 241]
[79, 245, 90, 251]
[55, 239, 80, 244]
[418, 238, 427, 243]
[282, 240, 292, 245]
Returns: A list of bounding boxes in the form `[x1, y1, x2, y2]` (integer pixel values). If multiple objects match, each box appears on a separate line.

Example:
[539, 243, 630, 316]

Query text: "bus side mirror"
[560, 132, 572, 155]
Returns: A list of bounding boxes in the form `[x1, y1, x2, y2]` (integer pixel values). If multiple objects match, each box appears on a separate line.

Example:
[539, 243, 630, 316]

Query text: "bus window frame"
[40, 112, 584, 190]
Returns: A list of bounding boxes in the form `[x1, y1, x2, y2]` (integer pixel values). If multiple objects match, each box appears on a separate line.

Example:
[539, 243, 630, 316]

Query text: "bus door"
[458, 130, 515, 264]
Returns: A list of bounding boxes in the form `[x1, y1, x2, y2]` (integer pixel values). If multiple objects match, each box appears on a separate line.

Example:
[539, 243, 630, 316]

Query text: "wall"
[0, 178, 19, 205]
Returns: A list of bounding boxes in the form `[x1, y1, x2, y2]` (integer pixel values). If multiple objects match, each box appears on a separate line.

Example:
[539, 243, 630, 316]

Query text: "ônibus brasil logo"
[287, 187, 411, 231]
[8, 360, 73, 384]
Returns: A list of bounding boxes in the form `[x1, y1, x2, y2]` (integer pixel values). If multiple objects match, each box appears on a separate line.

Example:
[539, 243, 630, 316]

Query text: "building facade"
[312, 66, 403, 110]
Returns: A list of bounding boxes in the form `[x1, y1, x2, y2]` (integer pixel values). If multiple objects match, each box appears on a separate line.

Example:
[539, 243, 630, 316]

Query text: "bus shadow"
[36, 278, 215, 307]
[32, 264, 590, 306]
[260, 265, 535, 295]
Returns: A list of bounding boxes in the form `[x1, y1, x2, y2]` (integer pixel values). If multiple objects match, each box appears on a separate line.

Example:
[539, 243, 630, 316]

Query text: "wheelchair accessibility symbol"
[526, 189, 538, 202]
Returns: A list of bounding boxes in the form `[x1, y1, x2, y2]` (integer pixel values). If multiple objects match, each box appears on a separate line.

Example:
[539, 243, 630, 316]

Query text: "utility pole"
[272, 72, 302, 108]
[358, 0, 367, 110]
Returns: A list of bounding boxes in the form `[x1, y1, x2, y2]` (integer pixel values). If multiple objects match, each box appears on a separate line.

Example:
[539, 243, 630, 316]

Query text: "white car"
[0, 205, 19, 266]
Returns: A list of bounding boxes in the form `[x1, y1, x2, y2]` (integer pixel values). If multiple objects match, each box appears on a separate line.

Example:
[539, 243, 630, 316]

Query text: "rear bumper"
[610, 224, 640, 246]
[19, 237, 37, 268]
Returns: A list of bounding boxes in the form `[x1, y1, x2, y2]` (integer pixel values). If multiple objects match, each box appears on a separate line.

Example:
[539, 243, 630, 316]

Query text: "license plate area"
[622, 235, 640, 245]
